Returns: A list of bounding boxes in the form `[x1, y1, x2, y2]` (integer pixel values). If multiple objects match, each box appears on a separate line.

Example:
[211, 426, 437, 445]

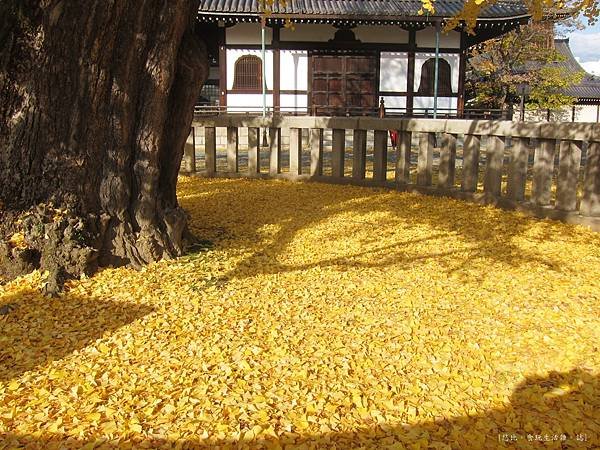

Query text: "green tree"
[466, 18, 583, 114]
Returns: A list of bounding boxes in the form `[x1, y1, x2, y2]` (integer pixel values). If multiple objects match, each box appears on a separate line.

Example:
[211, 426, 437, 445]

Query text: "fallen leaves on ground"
[1, 177, 599, 449]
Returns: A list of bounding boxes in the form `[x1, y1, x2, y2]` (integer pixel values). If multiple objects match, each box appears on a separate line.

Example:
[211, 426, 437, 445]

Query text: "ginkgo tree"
[0, 0, 598, 293]
[466, 17, 584, 114]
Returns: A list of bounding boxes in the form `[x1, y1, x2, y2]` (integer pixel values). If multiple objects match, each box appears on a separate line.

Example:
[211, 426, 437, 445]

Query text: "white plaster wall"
[226, 94, 273, 112]
[522, 106, 600, 123]
[381, 96, 407, 112]
[280, 24, 336, 42]
[414, 53, 459, 93]
[280, 50, 308, 91]
[413, 96, 457, 111]
[353, 26, 409, 43]
[575, 105, 600, 122]
[379, 52, 408, 92]
[280, 94, 308, 113]
[227, 49, 274, 90]
[226, 23, 272, 45]
[416, 28, 461, 48]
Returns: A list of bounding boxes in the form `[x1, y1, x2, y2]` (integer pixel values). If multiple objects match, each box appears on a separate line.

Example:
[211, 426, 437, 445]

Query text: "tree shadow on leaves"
[1, 368, 597, 449]
[179, 178, 588, 283]
[0, 288, 154, 382]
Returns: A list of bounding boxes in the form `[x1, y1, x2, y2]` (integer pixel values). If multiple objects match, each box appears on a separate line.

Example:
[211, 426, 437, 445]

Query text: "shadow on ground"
[0, 290, 154, 382]
[1, 368, 597, 448]
[179, 178, 592, 282]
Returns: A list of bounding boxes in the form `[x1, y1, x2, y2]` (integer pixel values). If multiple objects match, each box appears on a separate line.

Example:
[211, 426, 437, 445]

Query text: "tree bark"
[0, 1, 207, 292]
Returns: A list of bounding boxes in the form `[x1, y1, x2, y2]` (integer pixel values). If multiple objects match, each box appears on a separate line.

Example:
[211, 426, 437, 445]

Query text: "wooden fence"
[183, 116, 600, 231]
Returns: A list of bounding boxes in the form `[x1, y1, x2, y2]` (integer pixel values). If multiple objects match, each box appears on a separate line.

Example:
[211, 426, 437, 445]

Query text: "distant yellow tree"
[259, 0, 599, 30]
[445, 0, 598, 31]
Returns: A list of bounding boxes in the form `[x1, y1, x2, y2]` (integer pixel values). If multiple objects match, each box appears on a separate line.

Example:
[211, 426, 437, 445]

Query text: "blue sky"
[563, 17, 600, 74]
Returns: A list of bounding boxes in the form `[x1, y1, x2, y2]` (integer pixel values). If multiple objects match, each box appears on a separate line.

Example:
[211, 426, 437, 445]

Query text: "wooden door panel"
[311, 53, 377, 115]
[328, 79, 343, 91]
[314, 56, 342, 73]
[329, 93, 344, 107]
[361, 95, 376, 107]
[312, 79, 327, 91]
[346, 56, 376, 73]
[313, 93, 328, 105]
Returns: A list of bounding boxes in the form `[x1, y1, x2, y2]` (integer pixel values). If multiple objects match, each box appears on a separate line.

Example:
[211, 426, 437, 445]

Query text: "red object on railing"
[379, 98, 399, 149]
[389, 130, 398, 148]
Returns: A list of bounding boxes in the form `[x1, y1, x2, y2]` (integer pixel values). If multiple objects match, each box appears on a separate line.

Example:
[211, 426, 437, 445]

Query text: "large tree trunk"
[0, 1, 207, 293]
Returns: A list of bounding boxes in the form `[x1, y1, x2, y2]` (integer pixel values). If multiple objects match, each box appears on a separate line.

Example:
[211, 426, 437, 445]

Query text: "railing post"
[581, 140, 600, 216]
[507, 137, 529, 201]
[247, 127, 260, 176]
[227, 126, 238, 173]
[531, 138, 556, 206]
[182, 127, 196, 174]
[269, 127, 281, 176]
[332, 129, 345, 178]
[417, 132, 434, 186]
[483, 135, 505, 197]
[352, 129, 367, 180]
[289, 128, 303, 175]
[462, 134, 480, 192]
[395, 131, 411, 184]
[556, 140, 582, 211]
[310, 128, 324, 177]
[373, 130, 388, 182]
[205, 127, 216, 176]
[438, 133, 457, 189]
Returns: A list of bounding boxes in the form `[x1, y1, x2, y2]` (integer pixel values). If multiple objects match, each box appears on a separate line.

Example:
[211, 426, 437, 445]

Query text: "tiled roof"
[198, 0, 529, 20]
[552, 38, 600, 99]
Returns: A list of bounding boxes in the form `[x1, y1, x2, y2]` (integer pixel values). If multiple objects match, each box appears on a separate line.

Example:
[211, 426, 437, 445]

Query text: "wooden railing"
[184, 116, 600, 231]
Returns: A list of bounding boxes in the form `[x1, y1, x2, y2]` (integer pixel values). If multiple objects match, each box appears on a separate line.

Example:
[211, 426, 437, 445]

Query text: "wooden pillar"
[438, 133, 456, 189]
[307, 53, 314, 115]
[417, 132, 434, 186]
[310, 128, 323, 177]
[556, 140, 582, 211]
[218, 27, 227, 110]
[483, 135, 505, 197]
[272, 25, 280, 114]
[581, 141, 600, 216]
[352, 129, 367, 180]
[462, 134, 480, 192]
[205, 127, 216, 176]
[457, 32, 467, 118]
[331, 129, 345, 178]
[395, 131, 411, 184]
[531, 138, 556, 206]
[406, 30, 416, 116]
[373, 130, 388, 181]
[506, 137, 529, 201]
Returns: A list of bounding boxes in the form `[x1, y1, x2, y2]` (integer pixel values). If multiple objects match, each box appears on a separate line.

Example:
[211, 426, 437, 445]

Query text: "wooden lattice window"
[417, 58, 453, 96]
[232, 55, 262, 91]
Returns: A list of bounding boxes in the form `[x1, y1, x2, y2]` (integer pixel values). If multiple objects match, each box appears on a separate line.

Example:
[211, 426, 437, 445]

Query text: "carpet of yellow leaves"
[1, 177, 599, 449]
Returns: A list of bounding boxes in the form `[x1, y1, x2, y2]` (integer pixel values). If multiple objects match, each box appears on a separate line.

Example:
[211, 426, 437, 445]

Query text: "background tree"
[0, 1, 207, 293]
[466, 18, 584, 113]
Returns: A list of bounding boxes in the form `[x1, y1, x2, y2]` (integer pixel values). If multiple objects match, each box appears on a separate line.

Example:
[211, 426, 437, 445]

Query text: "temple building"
[196, 0, 530, 116]
[547, 38, 600, 122]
